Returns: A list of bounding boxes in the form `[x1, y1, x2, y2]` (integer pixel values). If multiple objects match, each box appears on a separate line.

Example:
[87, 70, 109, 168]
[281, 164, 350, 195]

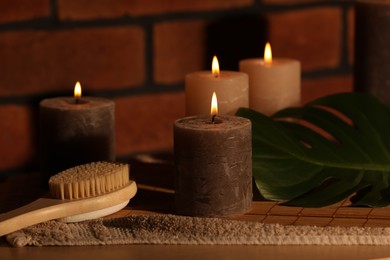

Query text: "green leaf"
[236, 93, 390, 207]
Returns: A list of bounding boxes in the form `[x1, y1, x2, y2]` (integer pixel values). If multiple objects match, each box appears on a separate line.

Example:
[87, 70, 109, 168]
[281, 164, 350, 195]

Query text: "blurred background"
[0, 0, 353, 176]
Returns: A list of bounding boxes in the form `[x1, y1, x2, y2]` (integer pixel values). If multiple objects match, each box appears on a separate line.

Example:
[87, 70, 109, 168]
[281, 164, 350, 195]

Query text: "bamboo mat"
[109, 180, 390, 228]
[121, 154, 390, 229]
[3, 162, 390, 231]
[3, 171, 390, 229]
[6, 173, 390, 246]
[114, 200, 390, 228]
[240, 201, 390, 228]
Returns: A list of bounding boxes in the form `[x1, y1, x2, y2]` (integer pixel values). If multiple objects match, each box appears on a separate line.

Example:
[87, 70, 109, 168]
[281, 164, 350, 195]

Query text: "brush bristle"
[48, 161, 129, 200]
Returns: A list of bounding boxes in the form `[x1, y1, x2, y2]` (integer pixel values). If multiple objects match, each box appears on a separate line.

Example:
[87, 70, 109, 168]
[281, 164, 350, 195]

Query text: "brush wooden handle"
[0, 181, 137, 237]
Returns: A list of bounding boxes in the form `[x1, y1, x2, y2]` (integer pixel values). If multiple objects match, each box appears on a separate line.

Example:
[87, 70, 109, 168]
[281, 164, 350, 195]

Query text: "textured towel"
[6, 214, 390, 247]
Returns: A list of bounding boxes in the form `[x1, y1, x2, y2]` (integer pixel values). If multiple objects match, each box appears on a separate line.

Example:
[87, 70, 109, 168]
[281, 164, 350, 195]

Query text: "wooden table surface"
[2, 152, 390, 260]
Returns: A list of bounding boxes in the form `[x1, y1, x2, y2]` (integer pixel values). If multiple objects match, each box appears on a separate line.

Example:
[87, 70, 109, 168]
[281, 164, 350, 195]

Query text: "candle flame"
[210, 92, 218, 116]
[74, 81, 82, 98]
[212, 56, 220, 77]
[264, 42, 272, 65]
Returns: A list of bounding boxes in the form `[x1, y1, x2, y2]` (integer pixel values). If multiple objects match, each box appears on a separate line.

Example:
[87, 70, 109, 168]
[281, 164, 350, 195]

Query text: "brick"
[154, 20, 207, 85]
[0, 26, 145, 97]
[58, 0, 253, 20]
[268, 7, 342, 72]
[115, 92, 185, 155]
[0, 0, 50, 24]
[301, 75, 353, 104]
[0, 105, 35, 170]
[348, 7, 355, 66]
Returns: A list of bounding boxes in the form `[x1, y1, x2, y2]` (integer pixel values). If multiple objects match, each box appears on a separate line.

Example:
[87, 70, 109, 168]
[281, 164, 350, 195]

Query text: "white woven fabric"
[6, 214, 390, 247]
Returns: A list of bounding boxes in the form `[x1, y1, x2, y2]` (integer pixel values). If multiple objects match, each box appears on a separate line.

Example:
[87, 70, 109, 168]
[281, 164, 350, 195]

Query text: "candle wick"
[75, 98, 80, 104]
[212, 114, 216, 124]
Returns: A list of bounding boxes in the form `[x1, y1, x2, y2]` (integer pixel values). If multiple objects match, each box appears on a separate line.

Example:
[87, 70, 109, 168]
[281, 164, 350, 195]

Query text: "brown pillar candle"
[40, 83, 115, 177]
[174, 114, 252, 217]
[355, 0, 390, 105]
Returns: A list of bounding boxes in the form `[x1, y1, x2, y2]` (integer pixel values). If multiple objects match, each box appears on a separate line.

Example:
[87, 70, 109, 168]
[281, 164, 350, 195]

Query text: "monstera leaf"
[236, 93, 390, 207]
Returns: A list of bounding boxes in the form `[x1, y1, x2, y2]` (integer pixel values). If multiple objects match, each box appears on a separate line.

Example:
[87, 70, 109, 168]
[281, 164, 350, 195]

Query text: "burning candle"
[174, 92, 252, 217]
[40, 82, 115, 178]
[185, 56, 249, 116]
[239, 42, 301, 116]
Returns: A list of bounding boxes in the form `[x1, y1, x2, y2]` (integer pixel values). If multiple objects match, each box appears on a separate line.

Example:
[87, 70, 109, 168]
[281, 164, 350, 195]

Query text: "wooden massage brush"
[0, 161, 137, 236]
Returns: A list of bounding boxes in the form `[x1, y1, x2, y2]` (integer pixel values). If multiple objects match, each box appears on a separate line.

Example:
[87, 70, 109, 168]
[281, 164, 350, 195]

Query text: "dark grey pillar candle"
[40, 97, 115, 178]
[355, 0, 390, 105]
[174, 115, 252, 217]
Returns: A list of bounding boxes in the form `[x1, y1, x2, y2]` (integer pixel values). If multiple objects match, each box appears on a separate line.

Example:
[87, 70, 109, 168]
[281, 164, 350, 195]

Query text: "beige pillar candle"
[239, 42, 301, 116]
[40, 82, 115, 178]
[174, 93, 252, 217]
[185, 56, 249, 116]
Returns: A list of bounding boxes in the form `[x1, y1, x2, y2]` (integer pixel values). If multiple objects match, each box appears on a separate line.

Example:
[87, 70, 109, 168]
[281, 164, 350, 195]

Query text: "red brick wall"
[0, 0, 354, 173]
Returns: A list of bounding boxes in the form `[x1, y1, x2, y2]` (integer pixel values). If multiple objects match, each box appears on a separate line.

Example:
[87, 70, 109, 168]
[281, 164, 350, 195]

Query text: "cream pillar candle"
[185, 56, 249, 116]
[40, 82, 115, 178]
[174, 93, 252, 217]
[239, 42, 301, 116]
